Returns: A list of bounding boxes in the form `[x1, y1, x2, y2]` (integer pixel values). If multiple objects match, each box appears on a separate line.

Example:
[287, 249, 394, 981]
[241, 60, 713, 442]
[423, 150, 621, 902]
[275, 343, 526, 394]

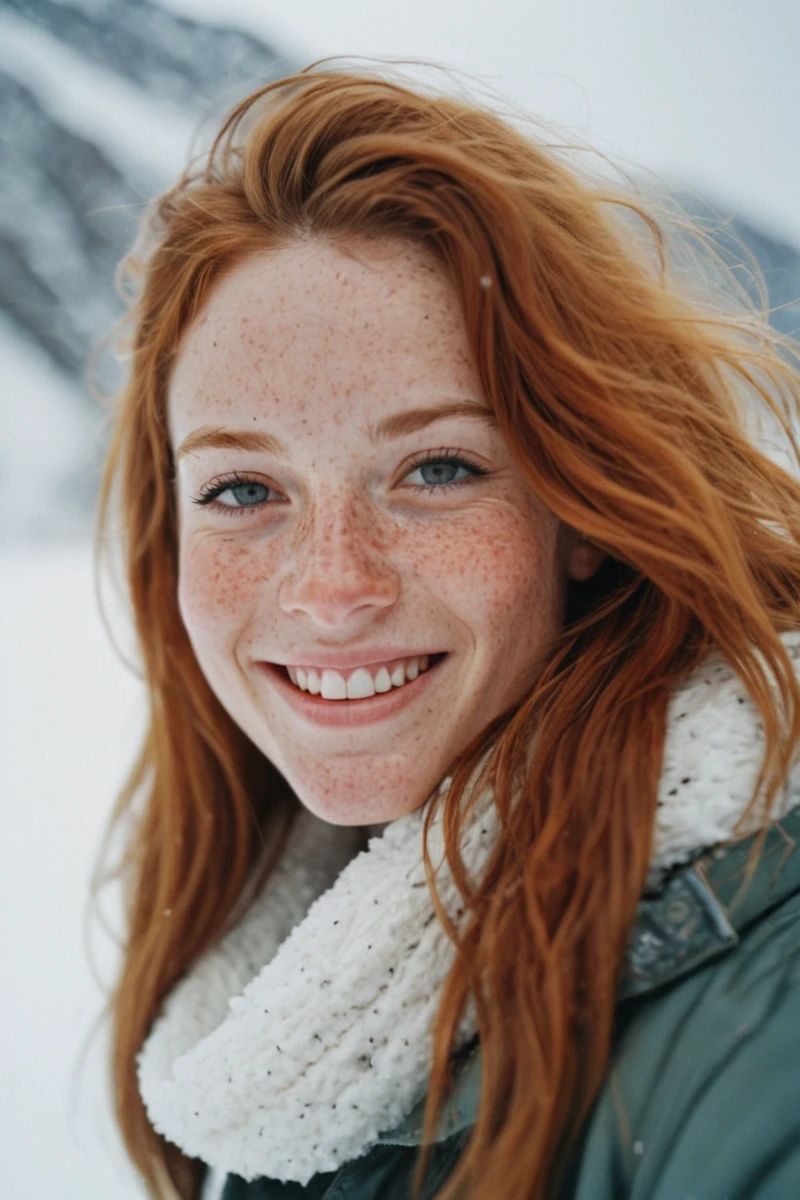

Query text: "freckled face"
[169, 239, 597, 825]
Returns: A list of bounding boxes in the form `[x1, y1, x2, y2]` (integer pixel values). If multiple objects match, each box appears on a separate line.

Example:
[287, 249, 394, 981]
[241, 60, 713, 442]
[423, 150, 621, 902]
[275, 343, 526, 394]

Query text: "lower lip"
[257, 657, 446, 728]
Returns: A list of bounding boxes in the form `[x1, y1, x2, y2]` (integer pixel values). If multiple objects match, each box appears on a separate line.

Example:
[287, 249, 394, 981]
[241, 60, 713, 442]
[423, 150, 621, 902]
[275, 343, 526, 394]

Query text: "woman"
[99, 69, 800, 1199]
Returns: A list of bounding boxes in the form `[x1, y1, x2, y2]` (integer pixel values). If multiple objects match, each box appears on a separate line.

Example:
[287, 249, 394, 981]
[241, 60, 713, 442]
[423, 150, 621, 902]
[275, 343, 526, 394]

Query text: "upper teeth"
[287, 655, 431, 700]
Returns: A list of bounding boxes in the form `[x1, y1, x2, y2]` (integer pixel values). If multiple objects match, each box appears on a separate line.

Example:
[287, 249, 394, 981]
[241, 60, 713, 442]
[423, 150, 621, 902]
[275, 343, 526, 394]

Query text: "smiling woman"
[98, 69, 800, 1200]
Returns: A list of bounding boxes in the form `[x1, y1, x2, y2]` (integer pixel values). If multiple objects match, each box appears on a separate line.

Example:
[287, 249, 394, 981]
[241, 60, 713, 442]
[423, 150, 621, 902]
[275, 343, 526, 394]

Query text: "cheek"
[408, 503, 559, 638]
[177, 536, 270, 650]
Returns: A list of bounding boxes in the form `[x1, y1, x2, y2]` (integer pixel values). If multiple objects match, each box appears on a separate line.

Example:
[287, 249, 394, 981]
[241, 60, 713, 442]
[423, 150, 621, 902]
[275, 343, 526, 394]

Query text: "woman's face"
[169, 239, 602, 825]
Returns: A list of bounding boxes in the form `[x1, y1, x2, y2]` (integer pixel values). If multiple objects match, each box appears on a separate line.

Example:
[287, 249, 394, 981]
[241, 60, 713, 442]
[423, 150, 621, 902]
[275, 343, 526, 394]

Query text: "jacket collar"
[380, 802, 800, 1147]
[622, 800, 800, 999]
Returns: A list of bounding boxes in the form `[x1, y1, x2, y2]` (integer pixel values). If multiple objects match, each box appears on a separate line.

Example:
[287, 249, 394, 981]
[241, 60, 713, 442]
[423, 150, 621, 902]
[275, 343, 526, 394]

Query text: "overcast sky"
[168, 0, 800, 248]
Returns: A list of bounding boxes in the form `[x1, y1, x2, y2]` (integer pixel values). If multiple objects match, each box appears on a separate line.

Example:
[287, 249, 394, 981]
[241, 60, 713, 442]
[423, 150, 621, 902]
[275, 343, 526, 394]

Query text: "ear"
[564, 529, 607, 582]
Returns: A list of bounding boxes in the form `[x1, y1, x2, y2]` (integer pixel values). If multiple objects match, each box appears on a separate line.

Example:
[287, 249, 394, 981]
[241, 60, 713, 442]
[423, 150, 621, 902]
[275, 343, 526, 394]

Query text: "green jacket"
[220, 806, 800, 1199]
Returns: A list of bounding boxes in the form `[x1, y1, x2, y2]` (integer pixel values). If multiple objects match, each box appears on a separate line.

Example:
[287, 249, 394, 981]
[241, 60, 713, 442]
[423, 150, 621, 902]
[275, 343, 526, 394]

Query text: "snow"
[0, 544, 147, 1198]
[0, 315, 99, 545]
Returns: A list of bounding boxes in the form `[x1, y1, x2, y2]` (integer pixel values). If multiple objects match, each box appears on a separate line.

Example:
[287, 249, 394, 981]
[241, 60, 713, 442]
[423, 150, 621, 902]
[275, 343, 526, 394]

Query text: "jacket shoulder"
[571, 884, 800, 1199]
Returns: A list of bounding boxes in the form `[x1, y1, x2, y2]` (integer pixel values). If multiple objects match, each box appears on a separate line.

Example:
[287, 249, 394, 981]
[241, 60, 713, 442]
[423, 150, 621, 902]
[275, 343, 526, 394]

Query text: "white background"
[2, 2, 798, 1197]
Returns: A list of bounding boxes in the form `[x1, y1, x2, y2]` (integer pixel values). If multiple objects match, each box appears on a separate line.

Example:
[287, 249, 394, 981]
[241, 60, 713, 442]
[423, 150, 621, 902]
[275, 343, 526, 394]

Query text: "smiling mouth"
[278, 653, 447, 701]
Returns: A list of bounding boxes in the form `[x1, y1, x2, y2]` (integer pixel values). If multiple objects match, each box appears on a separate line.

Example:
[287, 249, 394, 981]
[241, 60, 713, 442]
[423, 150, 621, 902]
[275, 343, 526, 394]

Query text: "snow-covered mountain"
[4, 0, 290, 108]
[0, 0, 798, 543]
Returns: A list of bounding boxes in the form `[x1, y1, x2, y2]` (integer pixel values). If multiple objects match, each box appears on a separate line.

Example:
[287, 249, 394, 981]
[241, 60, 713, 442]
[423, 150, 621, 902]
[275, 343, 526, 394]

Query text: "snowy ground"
[0, 544, 147, 1198]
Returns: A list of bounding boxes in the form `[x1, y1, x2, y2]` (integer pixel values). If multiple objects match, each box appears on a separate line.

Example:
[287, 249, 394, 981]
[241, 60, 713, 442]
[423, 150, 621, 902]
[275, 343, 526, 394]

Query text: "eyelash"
[192, 470, 276, 517]
[403, 448, 489, 493]
[191, 450, 489, 516]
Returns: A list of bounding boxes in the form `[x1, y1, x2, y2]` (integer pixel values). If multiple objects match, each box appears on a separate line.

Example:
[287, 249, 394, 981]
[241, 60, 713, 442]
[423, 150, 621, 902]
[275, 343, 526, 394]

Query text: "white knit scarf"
[138, 632, 800, 1186]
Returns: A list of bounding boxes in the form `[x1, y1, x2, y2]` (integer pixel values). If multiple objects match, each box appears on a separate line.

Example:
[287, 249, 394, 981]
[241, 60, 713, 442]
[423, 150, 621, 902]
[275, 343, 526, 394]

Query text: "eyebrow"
[175, 427, 289, 461]
[367, 401, 497, 442]
[174, 402, 496, 462]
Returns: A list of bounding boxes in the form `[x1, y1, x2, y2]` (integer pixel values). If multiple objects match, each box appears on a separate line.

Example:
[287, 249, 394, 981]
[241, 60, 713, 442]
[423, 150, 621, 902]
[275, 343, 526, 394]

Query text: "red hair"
[97, 68, 800, 1199]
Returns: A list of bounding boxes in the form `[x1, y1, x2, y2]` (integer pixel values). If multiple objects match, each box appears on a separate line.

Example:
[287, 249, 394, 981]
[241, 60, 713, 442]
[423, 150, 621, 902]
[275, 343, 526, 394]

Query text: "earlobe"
[567, 535, 607, 582]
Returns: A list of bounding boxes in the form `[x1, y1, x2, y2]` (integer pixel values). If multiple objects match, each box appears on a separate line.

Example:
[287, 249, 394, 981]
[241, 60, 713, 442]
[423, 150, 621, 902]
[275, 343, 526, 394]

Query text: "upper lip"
[260, 647, 445, 671]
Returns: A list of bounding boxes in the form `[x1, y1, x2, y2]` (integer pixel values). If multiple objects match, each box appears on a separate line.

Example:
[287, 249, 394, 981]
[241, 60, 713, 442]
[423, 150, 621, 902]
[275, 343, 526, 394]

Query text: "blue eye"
[193, 475, 277, 513]
[404, 453, 486, 490]
[415, 460, 468, 486]
[218, 482, 271, 507]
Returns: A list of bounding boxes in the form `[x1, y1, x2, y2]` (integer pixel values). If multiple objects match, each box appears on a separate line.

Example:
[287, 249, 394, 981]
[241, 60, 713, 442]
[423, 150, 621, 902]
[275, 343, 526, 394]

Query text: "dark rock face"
[0, 70, 142, 383]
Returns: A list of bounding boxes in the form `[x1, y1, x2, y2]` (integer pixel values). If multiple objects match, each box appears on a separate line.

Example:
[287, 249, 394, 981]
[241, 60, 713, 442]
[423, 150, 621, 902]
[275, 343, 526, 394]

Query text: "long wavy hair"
[97, 68, 800, 1200]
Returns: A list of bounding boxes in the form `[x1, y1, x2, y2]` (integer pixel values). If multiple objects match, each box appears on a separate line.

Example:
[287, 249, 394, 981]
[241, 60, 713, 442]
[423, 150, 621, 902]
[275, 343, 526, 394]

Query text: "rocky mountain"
[0, 0, 797, 541]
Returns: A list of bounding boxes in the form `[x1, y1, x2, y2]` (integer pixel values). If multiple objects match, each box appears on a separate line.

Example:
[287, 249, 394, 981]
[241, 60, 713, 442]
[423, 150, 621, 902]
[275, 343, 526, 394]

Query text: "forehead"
[167, 238, 482, 440]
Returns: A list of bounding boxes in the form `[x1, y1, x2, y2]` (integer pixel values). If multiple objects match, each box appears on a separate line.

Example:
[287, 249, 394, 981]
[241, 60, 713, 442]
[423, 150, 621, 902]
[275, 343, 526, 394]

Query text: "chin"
[280, 756, 439, 828]
[293, 789, 429, 828]
[266, 739, 453, 825]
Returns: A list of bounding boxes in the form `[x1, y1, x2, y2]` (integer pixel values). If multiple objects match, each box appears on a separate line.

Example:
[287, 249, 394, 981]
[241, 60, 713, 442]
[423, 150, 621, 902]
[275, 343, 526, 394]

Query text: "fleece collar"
[138, 632, 800, 1185]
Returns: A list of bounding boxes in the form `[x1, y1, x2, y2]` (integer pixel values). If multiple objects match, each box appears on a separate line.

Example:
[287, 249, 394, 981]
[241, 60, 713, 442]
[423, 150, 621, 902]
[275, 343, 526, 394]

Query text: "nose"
[277, 496, 399, 630]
